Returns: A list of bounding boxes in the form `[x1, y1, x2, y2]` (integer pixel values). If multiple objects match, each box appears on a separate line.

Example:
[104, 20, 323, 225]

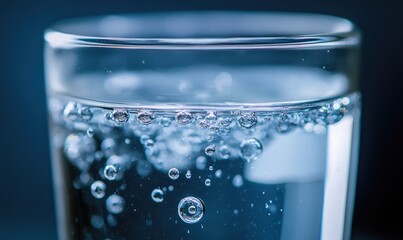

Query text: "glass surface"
[45, 12, 361, 240]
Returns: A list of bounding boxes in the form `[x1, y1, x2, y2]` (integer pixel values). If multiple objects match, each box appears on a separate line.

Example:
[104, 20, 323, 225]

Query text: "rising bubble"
[151, 189, 164, 203]
[104, 165, 119, 180]
[90, 181, 106, 199]
[79, 107, 93, 121]
[215, 169, 222, 178]
[178, 196, 205, 224]
[239, 138, 263, 162]
[195, 156, 207, 170]
[106, 195, 125, 214]
[232, 174, 244, 188]
[218, 145, 231, 160]
[185, 170, 192, 179]
[159, 117, 172, 127]
[168, 168, 180, 180]
[205, 144, 216, 156]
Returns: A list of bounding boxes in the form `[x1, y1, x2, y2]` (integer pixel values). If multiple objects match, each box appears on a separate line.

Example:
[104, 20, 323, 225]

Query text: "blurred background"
[0, 0, 402, 239]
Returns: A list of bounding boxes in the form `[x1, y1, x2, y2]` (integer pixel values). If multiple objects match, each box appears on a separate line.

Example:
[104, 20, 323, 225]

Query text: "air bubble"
[183, 129, 203, 144]
[111, 108, 129, 123]
[178, 196, 205, 224]
[239, 138, 263, 162]
[188, 205, 197, 214]
[325, 109, 345, 124]
[218, 145, 231, 160]
[106, 195, 125, 214]
[159, 117, 172, 127]
[90, 181, 106, 199]
[185, 170, 192, 179]
[144, 139, 154, 148]
[168, 168, 180, 180]
[79, 107, 93, 121]
[151, 189, 164, 203]
[218, 117, 232, 127]
[237, 112, 257, 128]
[137, 111, 154, 125]
[205, 111, 217, 122]
[176, 111, 192, 125]
[209, 166, 214, 171]
[215, 169, 222, 178]
[64, 133, 96, 170]
[63, 102, 80, 121]
[91, 215, 104, 229]
[136, 160, 152, 177]
[205, 145, 216, 156]
[232, 174, 244, 188]
[86, 128, 94, 137]
[195, 156, 207, 170]
[104, 165, 119, 180]
[205, 179, 211, 186]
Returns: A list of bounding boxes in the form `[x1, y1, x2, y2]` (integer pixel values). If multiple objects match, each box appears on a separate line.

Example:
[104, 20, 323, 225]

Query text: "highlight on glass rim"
[45, 12, 361, 240]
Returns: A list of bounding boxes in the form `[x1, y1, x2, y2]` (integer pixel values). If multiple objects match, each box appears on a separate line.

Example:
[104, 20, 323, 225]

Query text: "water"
[48, 67, 360, 240]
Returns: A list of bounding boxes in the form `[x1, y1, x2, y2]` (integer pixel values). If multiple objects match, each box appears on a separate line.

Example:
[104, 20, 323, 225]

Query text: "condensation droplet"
[176, 111, 193, 125]
[106, 195, 125, 214]
[205, 145, 216, 156]
[111, 108, 129, 123]
[168, 168, 180, 180]
[90, 181, 106, 199]
[137, 111, 154, 125]
[178, 196, 205, 224]
[151, 189, 164, 203]
[104, 165, 119, 180]
[239, 138, 263, 162]
[205, 179, 211, 186]
[232, 174, 244, 188]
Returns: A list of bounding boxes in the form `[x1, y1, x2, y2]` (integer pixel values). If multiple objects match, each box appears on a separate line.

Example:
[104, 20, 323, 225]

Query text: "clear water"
[48, 67, 360, 240]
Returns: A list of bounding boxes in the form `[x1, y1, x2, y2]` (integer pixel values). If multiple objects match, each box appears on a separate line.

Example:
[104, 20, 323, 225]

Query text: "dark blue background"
[0, 0, 402, 239]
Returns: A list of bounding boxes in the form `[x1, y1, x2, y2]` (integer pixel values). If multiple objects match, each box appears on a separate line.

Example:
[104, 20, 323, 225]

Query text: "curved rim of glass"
[45, 11, 360, 50]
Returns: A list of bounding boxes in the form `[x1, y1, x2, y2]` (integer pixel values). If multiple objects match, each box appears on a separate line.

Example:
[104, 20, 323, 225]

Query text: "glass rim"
[44, 11, 360, 50]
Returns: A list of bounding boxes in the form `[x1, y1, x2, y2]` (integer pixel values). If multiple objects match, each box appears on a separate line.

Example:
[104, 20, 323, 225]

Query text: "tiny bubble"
[168, 168, 180, 180]
[151, 189, 164, 203]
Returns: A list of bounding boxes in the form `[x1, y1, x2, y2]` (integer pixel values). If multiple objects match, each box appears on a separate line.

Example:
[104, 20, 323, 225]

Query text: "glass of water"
[45, 12, 361, 240]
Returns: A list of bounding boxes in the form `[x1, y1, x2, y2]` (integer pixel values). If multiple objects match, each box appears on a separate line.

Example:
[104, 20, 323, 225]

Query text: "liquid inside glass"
[48, 66, 360, 240]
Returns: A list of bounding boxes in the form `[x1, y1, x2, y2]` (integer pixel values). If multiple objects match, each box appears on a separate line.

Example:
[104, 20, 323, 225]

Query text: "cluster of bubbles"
[51, 94, 357, 225]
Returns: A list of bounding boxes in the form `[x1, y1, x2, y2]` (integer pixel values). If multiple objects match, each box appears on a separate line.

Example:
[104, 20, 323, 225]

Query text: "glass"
[45, 12, 361, 240]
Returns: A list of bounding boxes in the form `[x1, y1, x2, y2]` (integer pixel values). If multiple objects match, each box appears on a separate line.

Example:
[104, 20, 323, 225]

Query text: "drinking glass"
[45, 12, 361, 240]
